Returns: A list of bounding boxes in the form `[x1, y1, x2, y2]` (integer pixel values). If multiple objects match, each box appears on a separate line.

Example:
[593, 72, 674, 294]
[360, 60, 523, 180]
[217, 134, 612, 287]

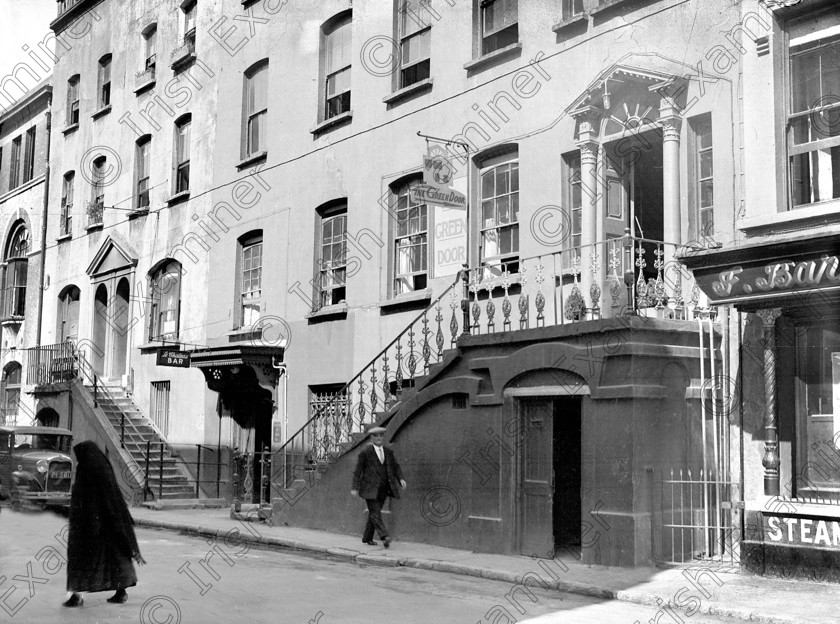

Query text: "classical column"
[658, 102, 682, 308]
[577, 140, 600, 317]
[757, 308, 782, 496]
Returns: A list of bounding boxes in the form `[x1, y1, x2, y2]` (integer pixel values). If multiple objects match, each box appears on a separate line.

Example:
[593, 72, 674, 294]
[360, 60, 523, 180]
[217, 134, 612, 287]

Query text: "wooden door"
[520, 399, 554, 557]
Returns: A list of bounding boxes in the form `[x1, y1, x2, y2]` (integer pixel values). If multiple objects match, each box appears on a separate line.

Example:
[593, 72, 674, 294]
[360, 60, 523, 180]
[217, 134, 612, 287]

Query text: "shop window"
[479, 154, 519, 275]
[321, 13, 352, 121]
[398, 0, 431, 88]
[788, 29, 840, 208]
[392, 178, 428, 295]
[238, 231, 262, 327]
[480, 0, 518, 56]
[317, 204, 347, 308]
[796, 323, 840, 492]
[149, 261, 181, 341]
[242, 61, 268, 158]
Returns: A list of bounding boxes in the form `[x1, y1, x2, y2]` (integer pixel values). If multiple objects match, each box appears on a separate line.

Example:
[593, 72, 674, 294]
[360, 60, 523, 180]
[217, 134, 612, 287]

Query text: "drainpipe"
[36, 99, 52, 348]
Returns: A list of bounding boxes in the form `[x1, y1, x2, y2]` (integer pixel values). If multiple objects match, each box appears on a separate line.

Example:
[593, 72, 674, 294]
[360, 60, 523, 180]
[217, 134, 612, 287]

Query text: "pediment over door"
[86, 234, 139, 278]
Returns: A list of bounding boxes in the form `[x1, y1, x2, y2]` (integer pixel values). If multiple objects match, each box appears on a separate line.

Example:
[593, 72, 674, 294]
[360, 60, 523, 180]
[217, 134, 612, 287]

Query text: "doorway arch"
[93, 284, 108, 375]
[111, 278, 130, 378]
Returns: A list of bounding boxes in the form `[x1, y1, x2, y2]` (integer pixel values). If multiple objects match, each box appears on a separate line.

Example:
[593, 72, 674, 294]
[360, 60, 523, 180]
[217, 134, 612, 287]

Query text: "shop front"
[682, 231, 840, 580]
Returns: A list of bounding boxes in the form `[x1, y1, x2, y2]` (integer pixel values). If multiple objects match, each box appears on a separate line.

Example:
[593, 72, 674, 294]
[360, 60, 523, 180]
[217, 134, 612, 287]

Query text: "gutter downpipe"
[36, 99, 52, 349]
[698, 314, 709, 558]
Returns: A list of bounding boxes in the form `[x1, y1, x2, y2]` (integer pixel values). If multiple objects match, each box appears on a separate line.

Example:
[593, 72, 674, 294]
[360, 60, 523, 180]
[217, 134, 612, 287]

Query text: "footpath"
[131, 505, 838, 624]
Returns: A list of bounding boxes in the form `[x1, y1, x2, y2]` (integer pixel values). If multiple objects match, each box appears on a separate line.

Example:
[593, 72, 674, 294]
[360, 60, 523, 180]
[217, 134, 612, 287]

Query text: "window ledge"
[138, 341, 166, 352]
[226, 328, 262, 343]
[167, 190, 191, 205]
[236, 151, 267, 171]
[134, 78, 156, 95]
[463, 43, 522, 72]
[0, 317, 24, 326]
[552, 14, 589, 33]
[379, 289, 433, 312]
[85, 222, 104, 231]
[171, 53, 196, 72]
[383, 79, 434, 106]
[310, 111, 353, 136]
[589, 0, 659, 16]
[62, 123, 79, 136]
[306, 302, 348, 322]
[56, 233, 72, 243]
[92, 104, 112, 120]
[128, 208, 150, 219]
[740, 198, 840, 236]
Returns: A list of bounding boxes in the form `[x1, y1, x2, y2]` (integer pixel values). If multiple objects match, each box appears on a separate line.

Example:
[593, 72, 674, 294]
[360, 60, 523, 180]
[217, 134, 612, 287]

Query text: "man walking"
[351, 426, 406, 548]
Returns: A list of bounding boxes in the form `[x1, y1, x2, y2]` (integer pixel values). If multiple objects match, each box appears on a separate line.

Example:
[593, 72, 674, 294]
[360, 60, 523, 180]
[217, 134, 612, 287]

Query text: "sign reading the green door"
[156, 348, 190, 368]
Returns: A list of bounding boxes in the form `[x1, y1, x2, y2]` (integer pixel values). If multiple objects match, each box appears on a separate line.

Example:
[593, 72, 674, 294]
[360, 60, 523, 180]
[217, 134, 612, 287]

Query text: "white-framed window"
[691, 114, 714, 237]
[175, 115, 191, 193]
[143, 24, 157, 73]
[150, 381, 171, 437]
[322, 14, 352, 120]
[8, 136, 21, 190]
[67, 75, 80, 126]
[318, 205, 347, 308]
[480, 0, 518, 56]
[3, 223, 28, 319]
[392, 179, 428, 295]
[398, 0, 431, 88]
[98, 54, 111, 108]
[479, 154, 519, 274]
[135, 136, 151, 210]
[149, 260, 181, 341]
[60, 171, 74, 237]
[788, 27, 840, 208]
[239, 232, 262, 327]
[243, 61, 268, 157]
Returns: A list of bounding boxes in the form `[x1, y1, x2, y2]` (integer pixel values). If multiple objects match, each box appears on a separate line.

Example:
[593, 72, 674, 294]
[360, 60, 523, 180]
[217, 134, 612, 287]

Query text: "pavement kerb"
[133, 516, 811, 624]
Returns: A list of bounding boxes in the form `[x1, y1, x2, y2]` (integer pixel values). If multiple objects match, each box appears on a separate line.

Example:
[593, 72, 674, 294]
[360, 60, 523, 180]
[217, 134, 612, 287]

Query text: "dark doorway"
[519, 396, 582, 557]
[553, 396, 582, 553]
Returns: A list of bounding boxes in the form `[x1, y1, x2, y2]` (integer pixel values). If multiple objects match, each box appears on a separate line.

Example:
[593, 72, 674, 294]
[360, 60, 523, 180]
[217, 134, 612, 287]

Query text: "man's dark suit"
[352, 444, 404, 542]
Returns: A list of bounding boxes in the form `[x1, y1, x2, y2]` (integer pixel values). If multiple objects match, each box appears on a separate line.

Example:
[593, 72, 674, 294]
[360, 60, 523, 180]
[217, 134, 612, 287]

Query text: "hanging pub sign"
[418, 144, 468, 278]
[156, 348, 191, 368]
[695, 252, 840, 304]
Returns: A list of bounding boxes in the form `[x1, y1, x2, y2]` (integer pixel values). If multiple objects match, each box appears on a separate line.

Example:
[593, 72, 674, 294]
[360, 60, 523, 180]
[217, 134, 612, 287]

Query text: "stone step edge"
[131, 516, 802, 624]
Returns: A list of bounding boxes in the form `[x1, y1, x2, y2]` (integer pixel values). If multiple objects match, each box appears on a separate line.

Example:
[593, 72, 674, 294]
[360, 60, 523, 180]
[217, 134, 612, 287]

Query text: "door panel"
[520, 399, 554, 557]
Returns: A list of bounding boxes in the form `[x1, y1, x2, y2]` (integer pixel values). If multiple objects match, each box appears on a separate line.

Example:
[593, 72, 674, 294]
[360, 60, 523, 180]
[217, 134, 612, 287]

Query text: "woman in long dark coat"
[64, 441, 145, 607]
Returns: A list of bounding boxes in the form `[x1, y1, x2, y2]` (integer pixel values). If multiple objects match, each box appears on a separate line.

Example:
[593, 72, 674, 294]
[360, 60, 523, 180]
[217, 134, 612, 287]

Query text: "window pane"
[790, 146, 840, 207]
[699, 150, 713, 179]
[326, 20, 351, 74]
[401, 0, 433, 36]
[700, 179, 714, 209]
[481, 171, 494, 198]
[402, 29, 430, 66]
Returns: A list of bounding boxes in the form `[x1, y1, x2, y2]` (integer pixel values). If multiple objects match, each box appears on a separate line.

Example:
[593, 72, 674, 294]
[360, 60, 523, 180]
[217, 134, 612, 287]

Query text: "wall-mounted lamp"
[602, 80, 611, 110]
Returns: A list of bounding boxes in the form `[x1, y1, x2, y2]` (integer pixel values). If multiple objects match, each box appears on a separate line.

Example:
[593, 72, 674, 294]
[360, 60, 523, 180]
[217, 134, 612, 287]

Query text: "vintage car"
[0, 426, 73, 509]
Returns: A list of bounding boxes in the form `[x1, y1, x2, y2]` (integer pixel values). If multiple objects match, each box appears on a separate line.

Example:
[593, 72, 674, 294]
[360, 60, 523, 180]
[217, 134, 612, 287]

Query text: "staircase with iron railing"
[26, 343, 198, 500]
[271, 233, 712, 503]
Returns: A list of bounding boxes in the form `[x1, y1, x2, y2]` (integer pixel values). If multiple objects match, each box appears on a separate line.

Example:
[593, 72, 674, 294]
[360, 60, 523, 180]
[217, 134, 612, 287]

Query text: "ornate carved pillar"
[757, 308, 782, 496]
[574, 106, 602, 318]
[658, 101, 682, 309]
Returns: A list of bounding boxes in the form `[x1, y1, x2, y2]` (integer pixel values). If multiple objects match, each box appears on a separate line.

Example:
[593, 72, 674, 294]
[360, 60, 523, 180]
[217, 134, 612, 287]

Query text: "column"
[658, 103, 682, 309]
[757, 308, 782, 496]
[575, 107, 602, 319]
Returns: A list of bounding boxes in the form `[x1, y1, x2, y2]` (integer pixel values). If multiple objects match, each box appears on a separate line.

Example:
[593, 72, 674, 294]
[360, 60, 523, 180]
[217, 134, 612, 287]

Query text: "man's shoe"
[107, 589, 127, 604]
[63, 593, 83, 607]
[382, 536, 391, 549]
[362, 539, 378, 546]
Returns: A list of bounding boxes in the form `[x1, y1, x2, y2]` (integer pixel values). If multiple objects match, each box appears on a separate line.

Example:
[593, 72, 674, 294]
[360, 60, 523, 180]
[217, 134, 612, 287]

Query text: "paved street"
[0, 509, 746, 624]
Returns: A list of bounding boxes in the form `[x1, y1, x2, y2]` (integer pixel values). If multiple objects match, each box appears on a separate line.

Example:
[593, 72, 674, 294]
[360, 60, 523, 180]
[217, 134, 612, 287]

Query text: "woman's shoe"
[107, 589, 127, 604]
[63, 593, 83, 607]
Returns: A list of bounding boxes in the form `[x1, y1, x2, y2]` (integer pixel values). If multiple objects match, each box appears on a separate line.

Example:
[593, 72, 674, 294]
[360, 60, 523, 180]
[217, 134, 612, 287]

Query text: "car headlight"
[36, 460, 48, 474]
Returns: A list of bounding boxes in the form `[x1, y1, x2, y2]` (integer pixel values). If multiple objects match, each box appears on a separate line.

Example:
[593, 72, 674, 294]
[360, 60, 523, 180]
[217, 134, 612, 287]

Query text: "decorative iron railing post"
[232, 448, 241, 512]
[260, 445, 270, 506]
[623, 229, 636, 314]
[196, 444, 202, 499]
[159, 441, 164, 500]
[144, 441, 151, 503]
[460, 266, 471, 336]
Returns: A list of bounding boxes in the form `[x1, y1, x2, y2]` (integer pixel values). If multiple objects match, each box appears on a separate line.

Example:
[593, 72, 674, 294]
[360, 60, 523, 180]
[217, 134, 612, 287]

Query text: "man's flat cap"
[367, 426, 387, 434]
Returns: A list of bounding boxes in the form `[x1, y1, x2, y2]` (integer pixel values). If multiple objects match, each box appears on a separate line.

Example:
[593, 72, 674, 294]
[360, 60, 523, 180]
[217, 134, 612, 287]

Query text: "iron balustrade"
[25, 342, 78, 386]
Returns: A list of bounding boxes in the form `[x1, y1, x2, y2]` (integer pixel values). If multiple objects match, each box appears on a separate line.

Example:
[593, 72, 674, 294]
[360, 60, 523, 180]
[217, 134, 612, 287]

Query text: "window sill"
[463, 43, 522, 73]
[740, 198, 840, 236]
[171, 53, 196, 72]
[226, 328, 262, 343]
[552, 14, 589, 34]
[134, 78, 156, 95]
[86, 222, 104, 231]
[236, 151, 267, 171]
[310, 111, 353, 136]
[167, 190, 190, 205]
[0, 317, 24, 326]
[589, 0, 659, 17]
[56, 233, 72, 243]
[379, 289, 433, 313]
[305, 303, 348, 322]
[92, 104, 112, 120]
[128, 208, 150, 219]
[383, 79, 434, 106]
[62, 123, 79, 136]
[138, 341, 166, 352]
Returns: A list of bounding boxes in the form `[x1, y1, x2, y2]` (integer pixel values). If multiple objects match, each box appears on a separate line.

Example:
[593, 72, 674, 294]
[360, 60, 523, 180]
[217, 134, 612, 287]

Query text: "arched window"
[1, 362, 22, 424]
[58, 285, 81, 342]
[149, 260, 182, 341]
[3, 222, 29, 318]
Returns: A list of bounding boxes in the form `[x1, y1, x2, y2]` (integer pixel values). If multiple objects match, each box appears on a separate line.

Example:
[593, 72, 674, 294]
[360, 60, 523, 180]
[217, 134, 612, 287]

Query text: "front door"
[520, 398, 554, 557]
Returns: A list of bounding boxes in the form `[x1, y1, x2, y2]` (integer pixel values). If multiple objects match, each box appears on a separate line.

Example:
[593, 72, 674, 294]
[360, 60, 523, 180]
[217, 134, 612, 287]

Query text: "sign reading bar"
[699, 253, 840, 302]
[156, 348, 191, 368]
[764, 514, 840, 549]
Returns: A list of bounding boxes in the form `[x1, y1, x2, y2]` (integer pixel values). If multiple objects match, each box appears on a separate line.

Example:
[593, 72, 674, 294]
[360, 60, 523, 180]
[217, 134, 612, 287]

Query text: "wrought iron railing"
[25, 342, 77, 386]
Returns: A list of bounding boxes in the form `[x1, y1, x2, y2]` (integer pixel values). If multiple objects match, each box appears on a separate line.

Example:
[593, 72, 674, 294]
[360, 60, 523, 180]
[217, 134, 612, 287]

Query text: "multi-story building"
[684, 0, 840, 581]
[0, 79, 51, 427]
[36, 0, 822, 575]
